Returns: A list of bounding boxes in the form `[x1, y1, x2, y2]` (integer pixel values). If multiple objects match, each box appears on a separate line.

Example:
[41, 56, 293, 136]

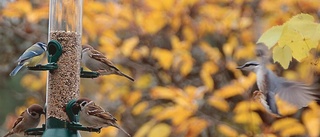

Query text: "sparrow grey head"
[236, 61, 260, 72]
[27, 104, 44, 118]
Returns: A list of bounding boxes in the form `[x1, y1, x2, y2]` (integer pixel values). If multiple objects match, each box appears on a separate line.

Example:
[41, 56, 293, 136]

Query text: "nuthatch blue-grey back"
[237, 61, 320, 115]
[10, 42, 47, 76]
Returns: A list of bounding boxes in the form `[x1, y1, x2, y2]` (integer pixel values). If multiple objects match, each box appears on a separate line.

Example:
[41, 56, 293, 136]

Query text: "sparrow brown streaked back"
[76, 98, 131, 137]
[81, 44, 134, 81]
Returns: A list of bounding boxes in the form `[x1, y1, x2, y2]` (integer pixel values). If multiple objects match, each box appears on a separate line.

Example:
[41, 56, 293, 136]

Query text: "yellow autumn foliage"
[121, 36, 140, 57]
[302, 102, 320, 137]
[176, 117, 209, 137]
[2, 0, 32, 17]
[135, 120, 157, 137]
[271, 118, 306, 136]
[155, 105, 194, 126]
[132, 101, 149, 116]
[234, 111, 262, 126]
[200, 61, 218, 90]
[124, 90, 142, 107]
[148, 123, 171, 137]
[152, 48, 173, 70]
[1, 0, 320, 137]
[218, 124, 238, 137]
[208, 96, 230, 112]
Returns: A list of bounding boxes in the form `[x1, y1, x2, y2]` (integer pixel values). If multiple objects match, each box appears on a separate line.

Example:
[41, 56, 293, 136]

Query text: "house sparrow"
[3, 104, 45, 137]
[81, 44, 134, 81]
[76, 98, 131, 137]
[10, 42, 47, 76]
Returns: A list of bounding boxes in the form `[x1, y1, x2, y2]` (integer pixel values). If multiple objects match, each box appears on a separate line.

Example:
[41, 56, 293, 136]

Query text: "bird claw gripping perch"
[85, 127, 102, 133]
[24, 124, 46, 136]
[28, 40, 62, 72]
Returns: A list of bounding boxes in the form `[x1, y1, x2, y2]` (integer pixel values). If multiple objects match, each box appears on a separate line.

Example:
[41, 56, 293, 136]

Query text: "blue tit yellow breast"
[25, 53, 46, 67]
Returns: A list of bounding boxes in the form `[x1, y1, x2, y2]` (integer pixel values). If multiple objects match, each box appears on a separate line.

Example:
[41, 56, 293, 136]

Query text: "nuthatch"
[9, 42, 47, 76]
[237, 61, 320, 115]
[81, 44, 134, 81]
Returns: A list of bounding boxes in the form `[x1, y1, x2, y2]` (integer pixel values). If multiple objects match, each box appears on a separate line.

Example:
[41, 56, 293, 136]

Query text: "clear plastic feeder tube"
[46, 0, 83, 120]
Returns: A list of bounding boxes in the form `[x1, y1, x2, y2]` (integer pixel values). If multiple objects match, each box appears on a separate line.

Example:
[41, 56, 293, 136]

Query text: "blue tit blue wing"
[9, 64, 24, 76]
[16, 48, 44, 63]
[10, 43, 46, 76]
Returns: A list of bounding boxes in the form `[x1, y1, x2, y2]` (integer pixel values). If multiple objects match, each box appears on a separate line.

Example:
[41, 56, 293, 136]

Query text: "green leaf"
[272, 46, 292, 69]
[257, 25, 283, 49]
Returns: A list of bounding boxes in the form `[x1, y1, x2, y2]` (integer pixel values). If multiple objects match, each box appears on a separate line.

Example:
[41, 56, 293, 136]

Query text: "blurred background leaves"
[1, 0, 320, 136]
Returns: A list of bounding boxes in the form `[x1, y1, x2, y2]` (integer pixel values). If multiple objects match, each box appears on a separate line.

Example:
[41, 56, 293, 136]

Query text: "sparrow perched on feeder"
[76, 98, 131, 137]
[10, 42, 47, 76]
[4, 104, 45, 137]
[81, 44, 134, 81]
[237, 61, 320, 115]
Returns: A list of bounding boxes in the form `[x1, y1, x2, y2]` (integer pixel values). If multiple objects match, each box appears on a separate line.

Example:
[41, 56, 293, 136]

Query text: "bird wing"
[89, 49, 120, 71]
[12, 111, 25, 129]
[86, 104, 117, 121]
[96, 112, 117, 121]
[85, 103, 130, 136]
[276, 81, 319, 108]
[17, 48, 44, 63]
[86, 103, 105, 115]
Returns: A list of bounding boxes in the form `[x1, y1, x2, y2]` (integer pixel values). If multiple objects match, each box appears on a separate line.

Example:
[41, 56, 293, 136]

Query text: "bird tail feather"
[3, 131, 13, 137]
[9, 64, 24, 76]
[119, 72, 134, 81]
[113, 123, 131, 137]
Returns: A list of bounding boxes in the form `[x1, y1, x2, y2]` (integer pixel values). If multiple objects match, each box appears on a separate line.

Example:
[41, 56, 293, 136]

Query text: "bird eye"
[81, 102, 87, 107]
[31, 113, 37, 116]
[245, 63, 258, 67]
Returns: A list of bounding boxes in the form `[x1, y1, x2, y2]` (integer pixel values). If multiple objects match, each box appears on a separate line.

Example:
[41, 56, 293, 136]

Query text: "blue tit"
[9, 42, 47, 76]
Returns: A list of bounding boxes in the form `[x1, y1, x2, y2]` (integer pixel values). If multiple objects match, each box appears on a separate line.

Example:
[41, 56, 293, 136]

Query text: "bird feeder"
[22, 0, 102, 136]
[42, 0, 84, 136]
